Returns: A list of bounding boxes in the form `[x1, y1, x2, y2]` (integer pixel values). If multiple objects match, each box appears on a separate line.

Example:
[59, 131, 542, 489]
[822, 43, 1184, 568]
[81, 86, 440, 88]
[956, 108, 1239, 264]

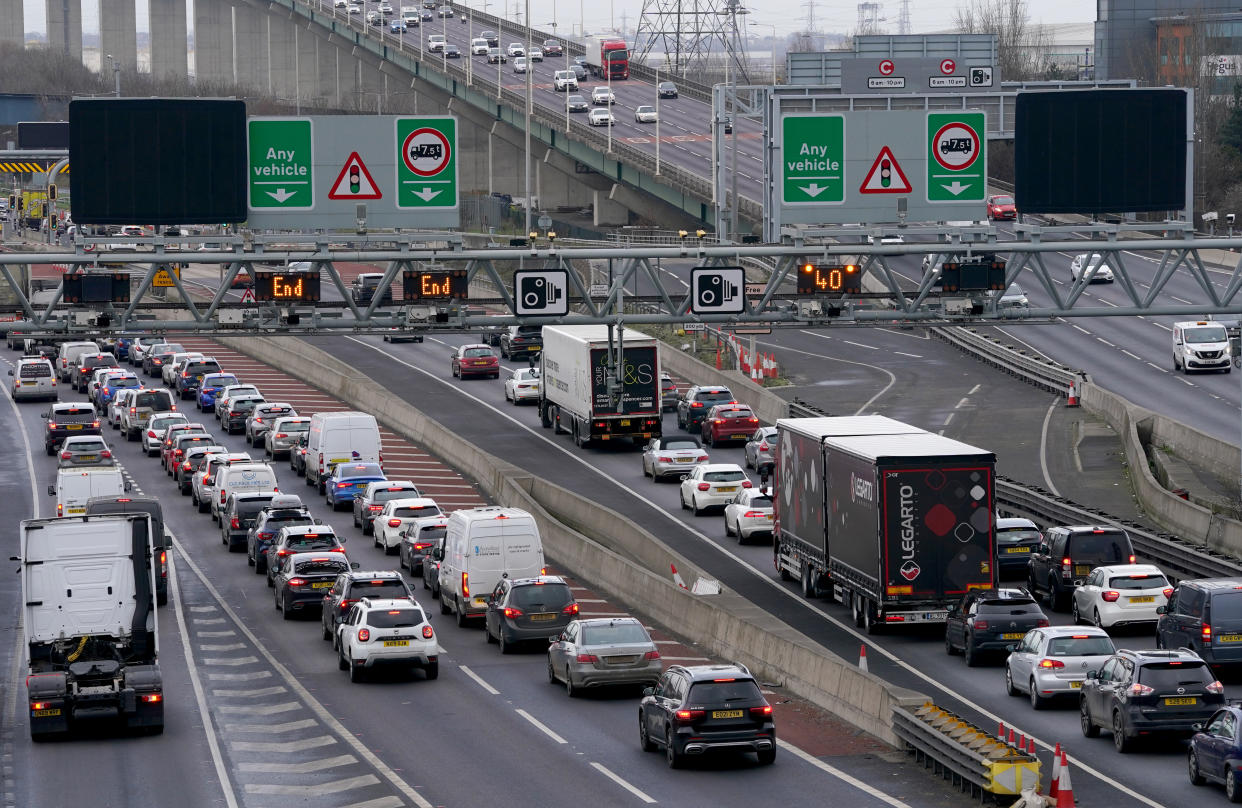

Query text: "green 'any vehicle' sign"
[781, 114, 845, 205]
[248, 118, 313, 210]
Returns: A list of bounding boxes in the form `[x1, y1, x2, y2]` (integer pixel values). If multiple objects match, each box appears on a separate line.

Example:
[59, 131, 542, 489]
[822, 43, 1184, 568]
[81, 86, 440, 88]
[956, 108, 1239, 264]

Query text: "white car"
[162, 352, 205, 386]
[723, 487, 775, 543]
[998, 284, 1030, 308]
[1004, 626, 1116, 710]
[374, 497, 443, 554]
[634, 105, 658, 123]
[588, 108, 615, 127]
[528, 48, 543, 62]
[506, 43, 525, 58]
[513, 57, 527, 74]
[127, 337, 156, 367]
[428, 34, 446, 51]
[336, 597, 438, 682]
[346, 2, 362, 13]
[471, 37, 490, 55]
[503, 368, 541, 404]
[641, 436, 707, 480]
[1071, 563, 1171, 628]
[1070, 253, 1114, 283]
[678, 463, 751, 515]
[142, 411, 188, 457]
[215, 384, 262, 419]
[108, 387, 140, 429]
[591, 86, 615, 105]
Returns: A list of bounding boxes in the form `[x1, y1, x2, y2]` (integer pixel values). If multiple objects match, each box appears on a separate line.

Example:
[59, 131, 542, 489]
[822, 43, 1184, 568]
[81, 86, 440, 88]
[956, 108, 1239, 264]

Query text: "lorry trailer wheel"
[800, 565, 818, 599]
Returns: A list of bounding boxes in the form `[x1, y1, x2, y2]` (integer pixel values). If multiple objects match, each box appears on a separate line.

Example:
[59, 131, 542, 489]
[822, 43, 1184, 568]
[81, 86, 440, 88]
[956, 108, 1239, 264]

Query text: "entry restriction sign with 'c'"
[396, 117, 458, 210]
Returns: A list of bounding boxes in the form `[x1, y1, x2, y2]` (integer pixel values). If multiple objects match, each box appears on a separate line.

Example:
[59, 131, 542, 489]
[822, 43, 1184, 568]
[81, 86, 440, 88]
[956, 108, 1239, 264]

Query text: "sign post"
[247, 118, 313, 210]
[926, 112, 986, 203]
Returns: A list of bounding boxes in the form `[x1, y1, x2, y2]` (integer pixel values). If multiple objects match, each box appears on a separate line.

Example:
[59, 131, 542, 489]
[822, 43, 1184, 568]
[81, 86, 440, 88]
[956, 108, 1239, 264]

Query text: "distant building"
[1094, 0, 1239, 81]
[1155, 12, 1242, 95]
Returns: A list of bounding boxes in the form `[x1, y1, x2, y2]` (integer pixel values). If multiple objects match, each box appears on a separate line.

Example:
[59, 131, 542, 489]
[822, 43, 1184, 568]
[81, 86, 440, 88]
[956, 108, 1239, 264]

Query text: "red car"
[986, 194, 1016, 221]
[701, 404, 759, 446]
[451, 344, 500, 379]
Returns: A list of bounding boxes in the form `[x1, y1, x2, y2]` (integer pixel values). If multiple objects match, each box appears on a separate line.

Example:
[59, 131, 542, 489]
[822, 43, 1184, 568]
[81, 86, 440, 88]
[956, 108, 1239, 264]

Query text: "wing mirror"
[1085, 670, 1098, 680]
[350, 562, 361, 570]
[432, 548, 443, 560]
[47, 485, 55, 496]
[642, 687, 655, 697]
[1156, 605, 1167, 615]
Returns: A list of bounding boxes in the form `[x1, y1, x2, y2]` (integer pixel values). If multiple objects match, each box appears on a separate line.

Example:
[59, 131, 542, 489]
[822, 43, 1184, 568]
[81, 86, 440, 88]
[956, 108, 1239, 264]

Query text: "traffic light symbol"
[349, 165, 360, 194]
[880, 160, 891, 188]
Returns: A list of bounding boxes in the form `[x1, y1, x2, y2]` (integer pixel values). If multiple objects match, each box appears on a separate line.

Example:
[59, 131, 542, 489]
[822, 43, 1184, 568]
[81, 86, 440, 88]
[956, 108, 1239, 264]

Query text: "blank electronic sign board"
[1014, 89, 1187, 215]
[69, 98, 247, 225]
[17, 121, 68, 149]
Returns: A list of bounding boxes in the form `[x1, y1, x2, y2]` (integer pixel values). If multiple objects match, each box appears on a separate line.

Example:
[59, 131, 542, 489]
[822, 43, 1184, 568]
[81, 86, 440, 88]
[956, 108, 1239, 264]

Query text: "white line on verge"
[589, 762, 657, 804]
[778, 740, 912, 807]
[1039, 396, 1062, 498]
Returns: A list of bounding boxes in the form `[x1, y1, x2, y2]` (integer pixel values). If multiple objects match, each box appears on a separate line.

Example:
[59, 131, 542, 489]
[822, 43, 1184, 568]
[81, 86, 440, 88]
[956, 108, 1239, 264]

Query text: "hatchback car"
[1072, 564, 1171, 629]
[43, 403, 102, 455]
[140, 411, 188, 457]
[196, 372, 240, 412]
[944, 588, 1049, 667]
[701, 404, 758, 446]
[451, 344, 500, 379]
[1004, 625, 1116, 709]
[677, 385, 735, 431]
[177, 444, 226, 494]
[987, 194, 1017, 220]
[506, 42, 524, 57]
[97, 373, 140, 407]
[1188, 704, 1242, 799]
[443, 44, 461, 58]
[74, 353, 120, 393]
[480, 29, 498, 45]
[679, 464, 751, 515]
[484, 575, 579, 653]
[166, 433, 216, 476]
[265, 415, 311, 460]
[548, 617, 662, 696]
[11, 357, 57, 402]
[214, 384, 262, 420]
[635, 105, 658, 123]
[995, 517, 1042, 576]
[245, 402, 297, 447]
[639, 663, 775, 767]
[659, 374, 678, 412]
[275, 551, 354, 619]
[143, 343, 185, 377]
[400, 516, 448, 576]
[591, 86, 615, 105]
[159, 422, 208, 470]
[247, 498, 316, 573]
[723, 488, 774, 543]
[487, 48, 507, 64]
[1080, 648, 1224, 752]
[374, 498, 442, 554]
[512, 57, 527, 74]
[321, 569, 415, 640]
[642, 436, 707, 481]
[351, 480, 421, 534]
[223, 395, 266, 435]
[220, 490, 281, 552]
[588, 108, 615, 127]
[504, 368, 541, 404]
[267, 526, 346, 586]
[174, 358, 222, 399]
[528, 47, 543, 61]
[336, 597, 438, 682]
[57, 435, 114, 467]
[161, 352, 204, 387]
[324, 462, 387, 510]
[1070, 253, 1115, 283]
[743, 427, 778, 471]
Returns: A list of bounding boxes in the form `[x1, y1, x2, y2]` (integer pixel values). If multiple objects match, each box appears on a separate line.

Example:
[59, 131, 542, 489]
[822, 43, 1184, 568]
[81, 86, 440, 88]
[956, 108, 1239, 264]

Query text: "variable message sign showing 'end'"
[246, 115, 458, 230]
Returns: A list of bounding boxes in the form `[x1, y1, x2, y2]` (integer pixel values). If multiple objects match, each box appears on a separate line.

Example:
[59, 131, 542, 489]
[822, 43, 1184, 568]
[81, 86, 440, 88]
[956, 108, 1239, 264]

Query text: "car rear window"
[237, 498, 277, 517]
[664, 440, 699, 450]
[265, 512, 314, 529]
[187, 361, 221, 374]
[748, 495, 773, 508]
[1138, 662, 1212, 688]
[294, 558, 350, 575]
[374, 488, 418, 503]
[81, 356, 118, 369]
[66, 438, 107, 451]
[287, 535, 338, 551]
[581, 622, 649, 645]
[349, 579, 410, 598]
[108, 376, 140, 388]
[135, 391, 174, 410]
[509, 583, 573, 610]
[413, 525, 447, 541]
[278, 421, 311, 432]
[1046, 635, 1115, 656]
[54, 408, 96, 423]
[1068, 531, 1131, 563]
[339, 464, 383, 478]
[231, 399, 264, 413]
[366, 608, 425, 628]
[514, 325, 541, 338]
[978, 599, 1040, 613]
[718, 409, 754, 419]
[696, 390, 734, 404]
[997, 528, 1041, 544]
[464, 347, 492, 357]
[704, 470, 745, 482]
[687, 679, 762, 702]
[1107, 573, 1168, 590]
[20, 363, 51, 378]
[1209, 592, 1242, 621]
[393, 505, 441, 519]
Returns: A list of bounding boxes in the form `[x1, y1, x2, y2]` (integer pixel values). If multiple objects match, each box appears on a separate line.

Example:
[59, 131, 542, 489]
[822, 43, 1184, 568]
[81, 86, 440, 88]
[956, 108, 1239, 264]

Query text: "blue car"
[198, 373, 240, 412]
[114, 337, 132, 361]
[324, 462, 386, 510]
[1189, 704, 1242, 799]
[99, 373, 141, 406]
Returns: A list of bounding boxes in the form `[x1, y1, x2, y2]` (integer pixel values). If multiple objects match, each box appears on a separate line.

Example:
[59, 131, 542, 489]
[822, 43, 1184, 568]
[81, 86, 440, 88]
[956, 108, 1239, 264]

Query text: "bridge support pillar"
[149, 0, 189, 78]
[294, 24, 321, 107]
[537, 149, 594, 210]
[594, 189, 631, 227]
[193, 0, 233, 85]
[319, 39, 343, 108]
[233, 4, 270, 90]
[99, 0, 138, 77]
[46, 0, 83, 61]
[0, 0, 23, 47]
[268, 16, 299, 100]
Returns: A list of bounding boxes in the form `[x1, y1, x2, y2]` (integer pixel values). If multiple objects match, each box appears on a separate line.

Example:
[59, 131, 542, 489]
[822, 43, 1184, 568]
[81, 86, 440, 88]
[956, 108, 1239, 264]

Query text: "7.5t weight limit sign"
[396, 117, 458, 210]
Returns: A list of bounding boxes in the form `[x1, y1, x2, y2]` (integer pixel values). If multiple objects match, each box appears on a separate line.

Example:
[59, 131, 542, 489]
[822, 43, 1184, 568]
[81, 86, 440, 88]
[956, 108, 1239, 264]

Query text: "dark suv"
[639, 663, 776, 767]
[220, 491, 281, 552]
[676, 386, 735, 432]
[247, 498, 316, 573]
[1080, 648, 1224, 753]
[1157, 578, 1242, 670]
[500, 325, 543, 360]
[42, 403, 101, 454]
[320, 570, 415, 640]
[483, 575, 579, 653]
[995, 517, 1043, 577]
[1027, 526, 1136, 610]
[74, 353, 119, 393]
[943, 587, 1049, 666]
[175, 358, 223, 399]
[350, 273, 394, 306]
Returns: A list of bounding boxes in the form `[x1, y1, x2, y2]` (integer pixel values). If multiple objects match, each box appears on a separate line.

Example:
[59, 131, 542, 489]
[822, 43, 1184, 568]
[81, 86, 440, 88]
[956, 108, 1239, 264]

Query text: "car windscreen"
[1107, 573, 1168, 590]
[54, 408, 96, 423]
[703, 470, 745, 482]
[1068, 532, 1130, 563]
[664, 440, 700, 450]
[1209, 592, 1242, 621]
[1185, 326, 1228, 344]
[135, 392, 174, 410]
[687, 679, 763, 702]
[463, 348, 492, 357]
[514, 325, 541, 337]
[293, 558, 350, 576]
[1046, 635, 1115, 656]
[1138, 662, 1211, 688]
[582, 622, 650, 645]
[993, 196, 1014, 205]
[997, 528, 1041, 543]
[509, 583, 573, 610]
[696, 390, 734, 404]
[349, 579, 410, 598]
[366, 608, 425, 628]
[20, 363, 51, 378]
[393, 505, 440, 519]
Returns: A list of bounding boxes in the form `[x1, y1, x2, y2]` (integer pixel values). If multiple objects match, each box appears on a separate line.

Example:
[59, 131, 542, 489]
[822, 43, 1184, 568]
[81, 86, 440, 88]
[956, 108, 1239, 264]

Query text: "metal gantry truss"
[633, 0, 751, 82]
[3, 229, 1242, 337]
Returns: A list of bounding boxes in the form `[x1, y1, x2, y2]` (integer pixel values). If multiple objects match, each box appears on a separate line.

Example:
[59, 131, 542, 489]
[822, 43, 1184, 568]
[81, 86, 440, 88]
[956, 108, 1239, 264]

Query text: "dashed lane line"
[515, 709, 568, 744]
[589, 763, 658, 804]
[458, 664, 501, 695]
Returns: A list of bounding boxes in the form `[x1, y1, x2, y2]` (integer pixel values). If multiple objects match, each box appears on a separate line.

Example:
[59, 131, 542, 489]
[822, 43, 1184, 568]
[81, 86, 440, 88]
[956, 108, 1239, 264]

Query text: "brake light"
[148, 430, 156, 438]
[697, 483, 710, 491]
[973, 620, 990, 630]
[741, 480, 753, 488]
[48, 422, 57, 429]
[337, 482, 349, 489]
[422, 625, 434, 639]
[749, 418, 758, 424]
[57, 503, 62, 517]
[275, 433, 287, 439]
[59, 451, 71, 459]
[675, 709, 704, 721]
[130, 407, 135, 413]
[1038, 658, 1065, 669]
[388, 519, 402, 528]
[230, 517, 240, 529]
[461, 572, 469, 598]
[31, 701, 49, 710]
[562, 602, 579, 615]
[339, 599, 357, 611]
[503, 606, 524, 619]
[412, 542, 433, 551]
[749, 705, 773, 717]
[276, 549, 291, 557]
[576, 653, 598, 663]
[698, 455, 708, 462]
[181, 371, 188, 377]
[358, 628, 370, 642]
[287, 578, 306, 587]
[1101, 591, 1120, 602]
[1126, 682, 1154, 697]
[658, 456, 672, 463]
[1207, 680, 1225, 695]
[1162, 587, 1174, 599]
[1036, 619, 1049, 627]
[369, 504, 384, 511]
[644, 650, 661, 661]
[713, 419, 723, 425]
[1204, 623, 1213, 640]
[219, 492, 226, 503]
[691, 402, 703, 408]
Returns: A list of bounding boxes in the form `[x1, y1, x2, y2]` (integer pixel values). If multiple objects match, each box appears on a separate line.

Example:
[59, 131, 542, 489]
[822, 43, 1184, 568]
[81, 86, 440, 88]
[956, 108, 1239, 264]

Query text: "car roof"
[507, 575, 567, 587]
[287, 551, 349, 563]
[1092, 564, 1163, 576]
[359, 597, 422, 611]
[280, 525, 336, 536]
[1038, 625, 1110, 638]
[346, 570, 404, 580]
[384, 497, 438, 509]
[1177, 578, 1242, 591]
[673, 663, 754, 682]
[458, 343, 490, 350]
[996, 517, 1038, 529]
[699, 463, 745, 473]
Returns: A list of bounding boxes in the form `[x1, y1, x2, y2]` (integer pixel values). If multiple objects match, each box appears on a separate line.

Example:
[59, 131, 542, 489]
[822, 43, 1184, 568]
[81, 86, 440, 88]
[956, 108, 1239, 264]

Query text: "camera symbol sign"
[689, 267, 746, 315]
[513, 269, 569, 316]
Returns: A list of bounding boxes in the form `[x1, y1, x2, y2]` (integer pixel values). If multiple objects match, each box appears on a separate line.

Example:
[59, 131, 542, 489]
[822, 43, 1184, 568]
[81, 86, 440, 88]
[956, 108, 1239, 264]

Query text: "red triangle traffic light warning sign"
[328, 152, 382, 200]
[858, 146, 912, 194]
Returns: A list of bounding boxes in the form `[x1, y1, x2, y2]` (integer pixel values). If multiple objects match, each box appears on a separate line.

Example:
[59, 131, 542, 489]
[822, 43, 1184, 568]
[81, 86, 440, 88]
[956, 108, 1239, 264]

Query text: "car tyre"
[1004, 665, 1020, 696]
[439, 595, 451, 615]
[322, 619, 332, 641]
[498, 631, 511, 655]
[547, 658, 558, 685]
[1049, 576, 1068, 611]
[1071, 598, 1083, 624]
[665, 730, 682, 769]
[1228, 767, 1242, 803]
[963, 638, 979, 667]
[1080, 699, 1099, 737]
[691, 496, 701, 516]
[423, 660, 438, 680]
[455, 599, 468, 627]
[349, 656, 363, 683]
[639, 715, 657, 752]
[1029, 679, 1046, 710]
[1188, 749, 1206, 786]
[338, 644, 349, 671]
[680, 491, 688, 510]
[1112, 711, 1131, 753]
[1093, 608, 1104, 628]
[564, 673, 576, 697]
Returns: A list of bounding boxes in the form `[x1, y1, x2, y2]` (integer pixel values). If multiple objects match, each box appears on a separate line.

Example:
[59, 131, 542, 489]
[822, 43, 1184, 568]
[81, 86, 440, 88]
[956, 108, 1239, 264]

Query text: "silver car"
[547, 617, 662, 695]
[142, 412, 188, 456]
[743, 427, 778, 470]
[265, 415, 310, 459]
[1003, 625, 1116, 709]
[641, 436, 707, 481]
[245, 402, 298, 447]
[57, 435, 115, 467]
[214, 384, 262, 420]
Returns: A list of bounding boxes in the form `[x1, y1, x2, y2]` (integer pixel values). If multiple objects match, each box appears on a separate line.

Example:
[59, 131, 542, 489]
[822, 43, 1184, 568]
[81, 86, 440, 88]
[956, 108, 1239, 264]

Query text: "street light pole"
[750, 21, 777, 84]
[107, 54, 121, 97]
[654, 66, 660, 175]
[524, 0, 533, 234]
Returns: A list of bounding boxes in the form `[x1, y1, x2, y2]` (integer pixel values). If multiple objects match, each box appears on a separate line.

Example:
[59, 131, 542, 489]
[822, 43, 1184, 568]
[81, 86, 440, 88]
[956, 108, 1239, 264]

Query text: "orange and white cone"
[858, 643, 869, 673]
[1056, 750, 1075, 808]
[670, 563, 688, 590]
[1066, 380, 1080, 407]
[1047, 742, 1062, 801]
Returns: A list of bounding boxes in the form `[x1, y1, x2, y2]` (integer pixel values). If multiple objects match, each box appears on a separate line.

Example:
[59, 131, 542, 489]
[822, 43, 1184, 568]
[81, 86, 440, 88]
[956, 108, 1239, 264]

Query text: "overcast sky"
[25, 0, 1094, 39]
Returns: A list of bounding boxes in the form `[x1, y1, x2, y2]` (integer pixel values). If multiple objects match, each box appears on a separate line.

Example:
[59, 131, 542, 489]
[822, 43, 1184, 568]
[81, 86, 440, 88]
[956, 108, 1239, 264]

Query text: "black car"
[289, 433, 310, 476]
[658, 81, 678, 98]
[566, 94, 589, 112]
[1157, 578, 1242, 669]
[174, 358, 223, 399]
[275, 552, 354, 619]
[943, 588, 1049, 666]
[320, 570, 415, 640]
[676, 385, 735, 432]
[639, 663, 775, 767]
[1027, 525, 1136, 610]
[444, 44, 461, 58]
[350, 273, 394, 306]
[481, 29, 498, 46]
[400, 516, 448, 575]
[1080, 648, 1224, 753]
[223, 396, 265, 434]
[267, 526, 345, 586]
[143, 344, 185, 377]
[248, 499, 316, 573]
[74, 353, 119, 393]
[500, 324, 543, 360]
[484, 575, 578, 653]
[43, 403, 101, 455]
[570, 64, 588, 81]
[420, 531, 446, 596]
[995, 517, 1043, 577]
[220, 491, 281, 552]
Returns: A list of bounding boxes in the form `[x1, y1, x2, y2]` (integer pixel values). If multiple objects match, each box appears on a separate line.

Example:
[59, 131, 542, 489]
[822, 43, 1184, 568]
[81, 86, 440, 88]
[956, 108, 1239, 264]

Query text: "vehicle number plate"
[1074, 565, 1092, 576]
[66, 424, 82, 430]
[1164, 697, 1197, 706]
[1002, 632, 1025, 640]
[677, 457, 694, 463]
[766, 514, 775, 520]
[717, 486, 737, 493]
[21, 381, 33, 386]
[80, 455, 97, 462]
[383, 640, 410, 647]
[620, 419, 631, 426]
[329, 457, 350, 464]
[924, 612, 948, 621]
[530, 613, 556, 621]
[311, 581, 333, 589]
[712, 709, 744, 719]
[1128, 596, 1154, 603]
[1069, 681, 1082, 689]
[67, 507, 85, 515]
[32, 709, 61, 717]
[1218, 634, 1242, 643]
[1004, 547, 1030, 554]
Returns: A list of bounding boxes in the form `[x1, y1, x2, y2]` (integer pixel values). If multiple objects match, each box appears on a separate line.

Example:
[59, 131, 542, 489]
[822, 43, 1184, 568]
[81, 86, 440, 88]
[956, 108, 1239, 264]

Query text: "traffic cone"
[1056, 751, 1074, 808]
[670, 563, 688, 589]
[858, 643, 869, 673]
[1066, 380, 1080, 407]
[1027, 736, 1038, 756]
[715, 347, 722, 369]
[1047, 742, 1062, 801]
[998, 721, 1006, 739]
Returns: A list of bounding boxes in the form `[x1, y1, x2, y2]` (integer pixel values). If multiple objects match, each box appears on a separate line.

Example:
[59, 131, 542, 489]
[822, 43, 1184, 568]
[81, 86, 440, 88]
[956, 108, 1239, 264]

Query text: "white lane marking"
[194, 617, 227, 625]
[515, 708, 567, 744]
[198, 630, 238, 637]
[876, 327, 930, 341]
[1171, 295, 1192, 304]
[202, 655, 260, 666]
[244, 774, 379, 796]
[589, 762, 657, 804]
[1122, 350, 1143, 361]
[968, 384, 981, 395]
[239, 755, 358, 774]
[778, 740, 912, 807]
[338, 798, 404, 808]
[955, 397, 969, 409]
[342, 337, 1145, 803]
[1151, 322, 1172, 331]
[222, 718, 318, 734]
[199, 643, 247, 651]
[217, 702, 300, 715]
[1096, 338, 1115, 347]
[206, 670, 271, 681]
[793, 332, 897, 415]
[942, 413, 954, 426]
[1178, 377, 1196, 386]
[1147, 363, 1169, 373]
[842, 339, 877, 350]
[893, 351, 923, 358]
[212, 686, 286, 698]
[230, 736, 337, 753]
[1097, 297, 1118, 308]
[1072, 324, 1091, 334]
[1039, 397, 1062, 498]
[459, 665, 501, 695]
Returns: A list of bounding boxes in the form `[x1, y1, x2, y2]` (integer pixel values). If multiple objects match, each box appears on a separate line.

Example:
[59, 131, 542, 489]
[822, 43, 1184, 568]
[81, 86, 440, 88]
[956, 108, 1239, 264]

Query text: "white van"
[437, 507, 545, 626]
[211, 463, 280, 521]
[56, 341, 100, 382]
[1173, 320, 1232, 374]
[305, 411, 381, 492]
[49, 467, 127, 517]
[11, 356, 58, 401]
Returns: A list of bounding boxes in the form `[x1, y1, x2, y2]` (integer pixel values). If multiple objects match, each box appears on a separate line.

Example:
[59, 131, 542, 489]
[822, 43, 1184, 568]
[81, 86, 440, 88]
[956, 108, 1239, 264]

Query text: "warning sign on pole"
[327, 152, 382, 200]
[239, 287, 256, 303]
[858, 146, 912, 194]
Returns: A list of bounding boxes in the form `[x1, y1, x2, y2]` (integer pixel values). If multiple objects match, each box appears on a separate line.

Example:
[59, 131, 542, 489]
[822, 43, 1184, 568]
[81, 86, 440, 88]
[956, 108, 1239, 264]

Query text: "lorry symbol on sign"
[940, 137, 973, 155]
[408, 143, 443, 161]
